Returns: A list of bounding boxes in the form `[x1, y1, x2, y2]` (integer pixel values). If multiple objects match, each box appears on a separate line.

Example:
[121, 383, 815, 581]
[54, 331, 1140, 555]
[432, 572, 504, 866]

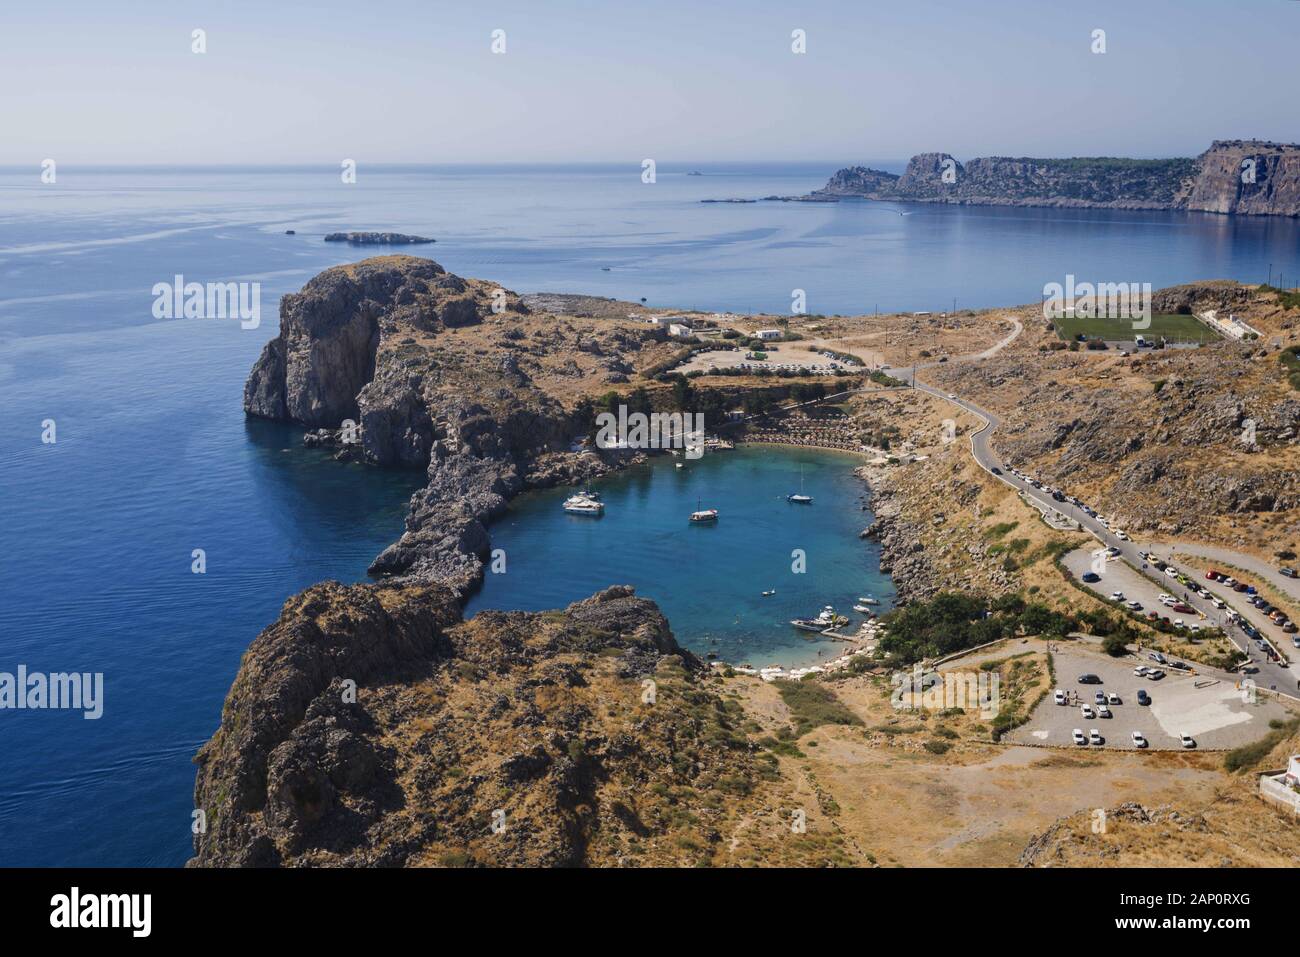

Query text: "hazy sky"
[2, 0, 1296, 164]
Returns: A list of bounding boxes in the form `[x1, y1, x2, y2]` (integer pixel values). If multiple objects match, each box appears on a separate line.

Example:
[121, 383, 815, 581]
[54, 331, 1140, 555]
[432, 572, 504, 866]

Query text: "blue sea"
[2, 163, 1299, 867]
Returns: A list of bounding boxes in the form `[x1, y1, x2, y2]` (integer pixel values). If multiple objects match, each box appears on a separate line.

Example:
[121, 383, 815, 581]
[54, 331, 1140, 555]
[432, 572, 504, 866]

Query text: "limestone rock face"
[1184, 140, 1300, 216]
[808, 140, 1300, 216]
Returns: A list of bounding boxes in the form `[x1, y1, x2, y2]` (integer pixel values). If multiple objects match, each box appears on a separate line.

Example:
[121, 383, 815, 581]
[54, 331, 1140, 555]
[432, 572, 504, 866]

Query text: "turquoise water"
[464, 446, 893, 669]
[2, 163, 1299, 866]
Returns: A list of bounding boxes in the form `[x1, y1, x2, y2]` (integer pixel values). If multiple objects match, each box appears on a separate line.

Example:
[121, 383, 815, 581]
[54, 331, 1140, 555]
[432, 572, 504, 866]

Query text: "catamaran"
[562, 492, 604, 515]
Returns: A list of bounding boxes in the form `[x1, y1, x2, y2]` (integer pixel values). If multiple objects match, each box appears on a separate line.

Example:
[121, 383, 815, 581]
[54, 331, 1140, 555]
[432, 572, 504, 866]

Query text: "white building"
[1258, 754, 1300, 815]
[753, 329, 782, 340]
[668, 323, 695, 339]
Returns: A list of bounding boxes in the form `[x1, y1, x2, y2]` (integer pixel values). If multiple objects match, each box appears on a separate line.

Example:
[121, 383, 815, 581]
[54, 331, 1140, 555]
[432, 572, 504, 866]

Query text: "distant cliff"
[807, 141, 1300, 216]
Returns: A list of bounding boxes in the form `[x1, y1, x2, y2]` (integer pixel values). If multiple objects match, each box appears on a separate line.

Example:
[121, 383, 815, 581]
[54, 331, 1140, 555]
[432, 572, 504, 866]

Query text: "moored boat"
[562, 493, 604, 515]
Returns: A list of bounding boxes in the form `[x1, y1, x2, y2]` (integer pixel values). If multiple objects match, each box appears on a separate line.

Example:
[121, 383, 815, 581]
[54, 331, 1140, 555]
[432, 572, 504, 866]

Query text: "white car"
[1107, 692, 1121, 705]
[1115, 530, 1129, 541]
[1110, 591, 1125, 602]
[947, 393, 956, 399]
[1072, 728, 1087, 746]
[1134, 666, 1149, 677]
[1127, 600, 1143, 611]
[1131, 731, 1148, 748]
[1212, 598, 1226, 609]
[1054, 689, 1066, 705]
[1180, 733, 1196, 749]
[1158, 593, 1172, 602]
[1089, 729, 1103, 745]
[1165, 567, 1180, 578]
[1080, 704, 1095, 719]
[1097, 704, 1112, 718]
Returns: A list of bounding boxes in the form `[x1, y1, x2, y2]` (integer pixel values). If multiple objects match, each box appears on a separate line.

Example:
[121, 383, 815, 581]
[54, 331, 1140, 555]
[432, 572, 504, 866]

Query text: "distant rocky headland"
[720, 141, 1300, 216]
[324, 232, 435, 245]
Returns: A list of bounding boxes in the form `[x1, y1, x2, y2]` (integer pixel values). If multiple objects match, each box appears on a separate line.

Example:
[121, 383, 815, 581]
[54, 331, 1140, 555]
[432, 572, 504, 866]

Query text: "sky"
[1, 0, 1296, 165]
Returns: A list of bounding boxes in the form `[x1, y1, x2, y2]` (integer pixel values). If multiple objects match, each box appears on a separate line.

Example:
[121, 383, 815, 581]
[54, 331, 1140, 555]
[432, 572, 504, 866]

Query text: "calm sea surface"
[2, 163, 1298, 865]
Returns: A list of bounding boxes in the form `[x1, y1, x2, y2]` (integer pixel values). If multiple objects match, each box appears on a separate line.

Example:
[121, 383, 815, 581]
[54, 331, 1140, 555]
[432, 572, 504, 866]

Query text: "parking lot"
[1062, 547, 1214, 632]
[1003, 646, 1288, 751]
[677, 343, 860, 376]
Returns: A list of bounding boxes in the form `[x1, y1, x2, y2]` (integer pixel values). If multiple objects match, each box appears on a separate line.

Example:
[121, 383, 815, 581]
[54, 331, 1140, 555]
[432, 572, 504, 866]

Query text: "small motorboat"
[787, 493, 813, 504]
[857, 596, 880, 605]
[761, 589, 775, 597]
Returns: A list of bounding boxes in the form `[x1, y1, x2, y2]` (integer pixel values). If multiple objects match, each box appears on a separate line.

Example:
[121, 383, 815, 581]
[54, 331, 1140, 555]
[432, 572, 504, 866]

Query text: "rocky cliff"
[244, 256, 622, 592]
[191, 583, 793, 867]
[808, 140, 1300, 216]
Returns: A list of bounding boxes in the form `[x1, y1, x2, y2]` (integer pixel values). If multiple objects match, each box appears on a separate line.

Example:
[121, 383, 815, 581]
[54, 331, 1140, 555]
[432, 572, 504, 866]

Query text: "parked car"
[1081, 704, 1095, 719]
[1147, 669, 1165, 680]
[1149, 652, 1167, 664]
[1131, 731, 1148, 748]
[1072, 729, 1087, 746]
[991, 467, 1002, 475]
[1094, 691, 1106, 704]
[1206, 569, 1220, 580]
[1097, 704, 1112, 718]
[1107, 692, 1122, 705]
[1127, 600, 1143, 611]
[1054, 689, 1066, 705]
[1089, 729, 1104, 745]
[1133, 666, 1148, 677]
[1110, 591, 1125, 602]
[1180, 733, 1196, 749]
[1137, 689, 1151, 705]
[1082, 572, 1100, 583]
[1077, 673, 1102, 684]
[1281, 567, 1298, 579]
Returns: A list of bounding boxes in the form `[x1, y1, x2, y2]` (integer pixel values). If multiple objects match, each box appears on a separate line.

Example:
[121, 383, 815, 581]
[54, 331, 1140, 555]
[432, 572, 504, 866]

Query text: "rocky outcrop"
[190, 583, 785, 867]
[324, 232, 435, 245]
[806, 141, 1300, 216]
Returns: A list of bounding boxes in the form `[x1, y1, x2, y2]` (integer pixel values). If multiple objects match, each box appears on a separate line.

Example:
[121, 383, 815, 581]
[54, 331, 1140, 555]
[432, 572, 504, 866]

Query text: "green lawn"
[1052, 313, 1218, 343]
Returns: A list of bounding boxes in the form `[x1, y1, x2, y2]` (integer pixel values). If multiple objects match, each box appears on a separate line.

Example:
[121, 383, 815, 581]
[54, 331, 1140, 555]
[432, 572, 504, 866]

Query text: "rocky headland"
[777, 141, 1300, 216]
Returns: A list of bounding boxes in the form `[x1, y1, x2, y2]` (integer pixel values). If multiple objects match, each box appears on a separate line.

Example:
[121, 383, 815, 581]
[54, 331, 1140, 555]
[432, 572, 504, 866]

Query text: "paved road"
[881, 366, 1300, 700]
[793, 314, 1298, 699]
[1150, 540, 1300, 605]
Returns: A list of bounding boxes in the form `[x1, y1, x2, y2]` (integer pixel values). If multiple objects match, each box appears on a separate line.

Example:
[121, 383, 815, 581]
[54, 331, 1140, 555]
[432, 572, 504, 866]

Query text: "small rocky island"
[324, 232, 435, 245]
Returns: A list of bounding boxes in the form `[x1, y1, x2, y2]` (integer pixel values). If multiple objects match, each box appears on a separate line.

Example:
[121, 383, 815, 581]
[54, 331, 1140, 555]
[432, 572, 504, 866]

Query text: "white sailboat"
[788, 464, 812, 504]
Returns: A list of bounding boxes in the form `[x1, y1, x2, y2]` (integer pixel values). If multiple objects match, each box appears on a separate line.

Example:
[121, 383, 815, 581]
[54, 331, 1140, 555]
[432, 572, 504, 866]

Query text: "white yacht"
[562, 493, 604, 515]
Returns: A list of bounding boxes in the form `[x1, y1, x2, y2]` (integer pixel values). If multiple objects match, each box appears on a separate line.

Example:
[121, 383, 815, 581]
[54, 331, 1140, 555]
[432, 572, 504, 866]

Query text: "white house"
[668, 323, 695, 339]
[753, 329, 782, 341]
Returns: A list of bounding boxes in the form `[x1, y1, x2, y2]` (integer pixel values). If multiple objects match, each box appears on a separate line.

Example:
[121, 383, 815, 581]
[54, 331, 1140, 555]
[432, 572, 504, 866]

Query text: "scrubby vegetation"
[771, 678, 863, 736]
[879, 592, 1077, 665]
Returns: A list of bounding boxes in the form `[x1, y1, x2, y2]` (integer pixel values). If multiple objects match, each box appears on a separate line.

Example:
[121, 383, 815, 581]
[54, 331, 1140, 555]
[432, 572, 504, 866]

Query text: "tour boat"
[689, 507, 719, 523]
[790, 606, 844, 632]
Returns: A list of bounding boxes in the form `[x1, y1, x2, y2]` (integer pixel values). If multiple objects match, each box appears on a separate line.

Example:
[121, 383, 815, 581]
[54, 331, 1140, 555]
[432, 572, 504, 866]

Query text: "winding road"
[863, 315, 1299, 699]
